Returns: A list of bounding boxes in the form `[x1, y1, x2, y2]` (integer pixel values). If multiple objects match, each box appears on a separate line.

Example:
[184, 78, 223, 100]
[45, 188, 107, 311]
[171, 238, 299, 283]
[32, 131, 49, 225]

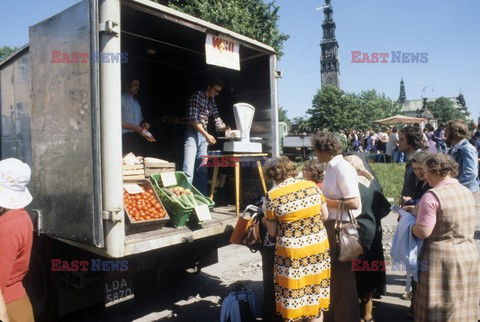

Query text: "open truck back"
[0, 0, 279, 319]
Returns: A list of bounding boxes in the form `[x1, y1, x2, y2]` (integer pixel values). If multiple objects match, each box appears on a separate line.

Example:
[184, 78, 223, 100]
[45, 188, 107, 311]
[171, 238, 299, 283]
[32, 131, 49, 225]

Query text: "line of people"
[259, 120, 480, 321]
[259, 132, 390, 322]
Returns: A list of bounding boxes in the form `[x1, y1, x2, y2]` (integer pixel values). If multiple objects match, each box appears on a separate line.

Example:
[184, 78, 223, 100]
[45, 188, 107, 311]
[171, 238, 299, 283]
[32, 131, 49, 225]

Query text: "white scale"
[219, 103, 262, 153]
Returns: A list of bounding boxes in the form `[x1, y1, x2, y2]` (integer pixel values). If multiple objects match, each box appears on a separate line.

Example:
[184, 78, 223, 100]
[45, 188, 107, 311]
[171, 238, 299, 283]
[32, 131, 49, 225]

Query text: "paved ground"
[63, 211, 418, 322]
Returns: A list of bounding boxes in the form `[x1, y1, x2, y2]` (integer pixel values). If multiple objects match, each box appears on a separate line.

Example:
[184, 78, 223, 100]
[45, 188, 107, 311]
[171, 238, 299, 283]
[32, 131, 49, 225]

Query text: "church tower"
[398, 78, 406, 104]
[320, 0, 340, 88]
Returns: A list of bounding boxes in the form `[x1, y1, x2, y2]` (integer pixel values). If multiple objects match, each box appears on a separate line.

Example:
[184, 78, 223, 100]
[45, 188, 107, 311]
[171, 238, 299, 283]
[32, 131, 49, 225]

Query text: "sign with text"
[205, 34, 240, 70]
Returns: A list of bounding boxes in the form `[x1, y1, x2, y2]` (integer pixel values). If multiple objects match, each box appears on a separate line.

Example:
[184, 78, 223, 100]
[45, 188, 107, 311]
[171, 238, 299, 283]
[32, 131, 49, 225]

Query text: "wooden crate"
[123, 164, 145, 181]
[144, 162, 175, 178]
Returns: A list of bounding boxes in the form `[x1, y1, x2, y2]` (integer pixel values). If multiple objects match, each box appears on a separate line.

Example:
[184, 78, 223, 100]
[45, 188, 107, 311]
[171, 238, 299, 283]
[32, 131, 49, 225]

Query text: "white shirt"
[386, 132, 399, 156]
[322, 154, 362, 221]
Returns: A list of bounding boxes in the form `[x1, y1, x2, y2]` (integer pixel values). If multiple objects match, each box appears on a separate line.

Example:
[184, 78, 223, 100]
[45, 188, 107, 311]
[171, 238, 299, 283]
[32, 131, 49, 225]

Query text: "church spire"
[398, 78, 406, 104]
[320, 0, 340, 88]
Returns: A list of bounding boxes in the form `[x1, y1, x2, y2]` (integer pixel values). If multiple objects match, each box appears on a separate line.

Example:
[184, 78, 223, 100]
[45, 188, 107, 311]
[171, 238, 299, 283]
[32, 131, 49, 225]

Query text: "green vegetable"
[187, 193, 198, 206]
[194, 194, 211, 205]
[163, 188, 174, 197]
[181, 194, 194, 207]
[171, 195, 187, 208]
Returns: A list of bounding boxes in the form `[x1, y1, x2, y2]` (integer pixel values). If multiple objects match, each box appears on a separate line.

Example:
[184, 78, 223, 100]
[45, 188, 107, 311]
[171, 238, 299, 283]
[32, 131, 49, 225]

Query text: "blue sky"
[276, 0, 480, 120]
[2, 0, 479, 122]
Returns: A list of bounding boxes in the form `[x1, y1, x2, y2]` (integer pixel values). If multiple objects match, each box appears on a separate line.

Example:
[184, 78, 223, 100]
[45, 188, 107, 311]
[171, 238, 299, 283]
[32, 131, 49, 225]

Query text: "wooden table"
[208, 153, 268, 216]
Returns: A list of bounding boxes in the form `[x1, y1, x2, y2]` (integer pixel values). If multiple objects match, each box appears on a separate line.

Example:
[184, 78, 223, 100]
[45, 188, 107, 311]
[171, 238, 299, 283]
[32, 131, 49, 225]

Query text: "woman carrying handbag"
[312, 132, 362, 322]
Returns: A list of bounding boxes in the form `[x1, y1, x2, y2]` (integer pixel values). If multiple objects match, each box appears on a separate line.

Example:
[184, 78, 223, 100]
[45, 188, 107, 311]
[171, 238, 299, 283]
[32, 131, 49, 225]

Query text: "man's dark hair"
[399, 126, 427, 150]
[207, 76, 224, 88]
[446, 119, 470, 140]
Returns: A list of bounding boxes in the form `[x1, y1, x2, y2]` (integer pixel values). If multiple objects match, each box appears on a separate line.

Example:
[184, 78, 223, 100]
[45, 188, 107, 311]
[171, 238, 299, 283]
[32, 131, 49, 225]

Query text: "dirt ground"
[62, 211, 421, 322]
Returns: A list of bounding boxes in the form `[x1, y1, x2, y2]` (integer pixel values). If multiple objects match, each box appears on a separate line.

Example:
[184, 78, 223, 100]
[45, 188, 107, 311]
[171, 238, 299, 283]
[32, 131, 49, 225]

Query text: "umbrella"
[374, 115, 426, 125]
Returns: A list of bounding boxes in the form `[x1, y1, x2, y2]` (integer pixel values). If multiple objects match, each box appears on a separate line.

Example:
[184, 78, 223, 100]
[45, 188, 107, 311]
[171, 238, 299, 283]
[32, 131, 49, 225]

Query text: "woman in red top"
[0, 158, 34, 322]
[302, 159, 325, 189]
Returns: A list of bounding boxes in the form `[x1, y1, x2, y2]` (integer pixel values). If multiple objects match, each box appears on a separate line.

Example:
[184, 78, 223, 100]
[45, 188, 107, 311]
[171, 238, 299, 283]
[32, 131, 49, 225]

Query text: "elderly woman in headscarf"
[0, 158, 34, 322]
[344, 155, 391, 322]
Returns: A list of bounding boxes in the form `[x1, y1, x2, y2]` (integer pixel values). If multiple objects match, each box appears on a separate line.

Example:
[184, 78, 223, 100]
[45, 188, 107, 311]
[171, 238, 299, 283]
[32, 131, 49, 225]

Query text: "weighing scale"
[220, 103, 262, 153]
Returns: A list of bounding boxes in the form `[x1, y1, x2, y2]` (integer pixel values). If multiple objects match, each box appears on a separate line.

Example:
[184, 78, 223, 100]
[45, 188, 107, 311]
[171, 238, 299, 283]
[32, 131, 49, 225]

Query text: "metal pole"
[270, 54, 280, 157]
[99, 0, 125, 257]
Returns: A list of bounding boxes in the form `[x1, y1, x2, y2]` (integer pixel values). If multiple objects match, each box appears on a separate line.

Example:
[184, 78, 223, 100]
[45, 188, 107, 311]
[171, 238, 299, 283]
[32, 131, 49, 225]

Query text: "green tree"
[428, 97, 466, 124]
[307, 85, 400, 132]
[278, 106, 291, 127]
[291, 116, 309, 133]
[155, 0, 289, 57]
[0, 46, 18, 61]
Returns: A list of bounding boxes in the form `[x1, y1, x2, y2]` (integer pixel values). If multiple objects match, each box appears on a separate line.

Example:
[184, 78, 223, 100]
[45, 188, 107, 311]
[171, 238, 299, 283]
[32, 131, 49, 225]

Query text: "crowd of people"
[3, 116, 480, 322]
[259, 119, 480, 322]
[342, 122, 480, 166]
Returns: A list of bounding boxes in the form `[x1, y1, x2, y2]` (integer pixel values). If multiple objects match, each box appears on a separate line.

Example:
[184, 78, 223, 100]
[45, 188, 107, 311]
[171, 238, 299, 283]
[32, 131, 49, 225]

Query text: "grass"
[370, 163, 405, 202]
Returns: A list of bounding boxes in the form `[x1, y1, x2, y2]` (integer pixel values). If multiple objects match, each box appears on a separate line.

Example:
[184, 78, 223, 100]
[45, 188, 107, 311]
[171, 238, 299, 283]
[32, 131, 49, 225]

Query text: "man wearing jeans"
[183, 78, 228, 195]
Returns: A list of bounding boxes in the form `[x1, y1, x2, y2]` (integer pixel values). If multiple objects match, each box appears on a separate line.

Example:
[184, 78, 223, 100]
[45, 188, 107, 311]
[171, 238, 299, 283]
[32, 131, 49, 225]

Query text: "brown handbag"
[229, 205, 265, 253]
[335, 200, 364, 262]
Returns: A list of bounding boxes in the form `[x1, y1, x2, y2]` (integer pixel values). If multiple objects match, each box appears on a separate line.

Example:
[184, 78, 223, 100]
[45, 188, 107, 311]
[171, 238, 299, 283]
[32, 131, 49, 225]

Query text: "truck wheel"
[24, 249, 57, 321]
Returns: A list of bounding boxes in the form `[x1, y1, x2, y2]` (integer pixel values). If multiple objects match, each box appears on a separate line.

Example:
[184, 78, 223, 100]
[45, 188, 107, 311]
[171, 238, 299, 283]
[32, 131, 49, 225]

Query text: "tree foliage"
[307, 85, 401, 132]
[155, 0, 289, 57]
[0, 46, 18, 61]
[291, 116, 310, 133]
[428, 97, 466, 124]
[278, 106, 291, 127]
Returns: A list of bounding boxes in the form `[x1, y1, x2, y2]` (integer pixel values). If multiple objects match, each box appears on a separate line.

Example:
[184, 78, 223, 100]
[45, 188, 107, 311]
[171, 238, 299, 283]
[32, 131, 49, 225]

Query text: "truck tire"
[24, 245, 57, 321]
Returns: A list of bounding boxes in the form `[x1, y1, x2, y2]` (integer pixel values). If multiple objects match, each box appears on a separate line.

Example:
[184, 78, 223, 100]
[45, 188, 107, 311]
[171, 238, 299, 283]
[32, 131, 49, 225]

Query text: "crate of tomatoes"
[123, 180, 169, 228]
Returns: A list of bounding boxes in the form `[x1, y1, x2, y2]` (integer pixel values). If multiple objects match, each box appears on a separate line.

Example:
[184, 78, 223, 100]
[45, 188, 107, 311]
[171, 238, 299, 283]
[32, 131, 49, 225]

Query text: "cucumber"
[171, 195, 187, 208]
[194, 194, 211, 205]
[163, 188, 174, 197]
[187, 193, 198, 206]
[181, 194, 194, 207]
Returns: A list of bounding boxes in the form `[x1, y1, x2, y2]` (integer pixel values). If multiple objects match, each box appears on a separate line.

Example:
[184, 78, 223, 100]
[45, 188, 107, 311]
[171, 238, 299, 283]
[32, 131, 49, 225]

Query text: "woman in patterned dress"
[263, 157, 330, 322]
[412, 153, 480, 321]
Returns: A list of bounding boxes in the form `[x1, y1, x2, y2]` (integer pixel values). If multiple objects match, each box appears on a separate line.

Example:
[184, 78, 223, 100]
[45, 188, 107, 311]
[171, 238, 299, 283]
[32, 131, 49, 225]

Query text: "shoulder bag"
[229, 205, 265, 253]
[335, 199, 364, 262]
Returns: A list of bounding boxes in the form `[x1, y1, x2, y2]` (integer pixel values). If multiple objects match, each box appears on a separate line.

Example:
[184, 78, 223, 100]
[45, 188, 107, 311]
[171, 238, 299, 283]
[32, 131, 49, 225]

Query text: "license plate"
[104, 277, 134, 307]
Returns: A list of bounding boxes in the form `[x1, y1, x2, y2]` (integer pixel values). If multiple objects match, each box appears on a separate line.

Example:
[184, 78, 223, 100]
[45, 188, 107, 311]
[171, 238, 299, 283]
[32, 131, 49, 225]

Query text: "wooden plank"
[123, 169, 145, 175]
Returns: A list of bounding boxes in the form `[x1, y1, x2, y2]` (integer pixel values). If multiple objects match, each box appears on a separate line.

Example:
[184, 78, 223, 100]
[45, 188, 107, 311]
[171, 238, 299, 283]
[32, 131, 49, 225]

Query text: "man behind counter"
[121, 78, 156, 157]
[183, 78, 229, 195]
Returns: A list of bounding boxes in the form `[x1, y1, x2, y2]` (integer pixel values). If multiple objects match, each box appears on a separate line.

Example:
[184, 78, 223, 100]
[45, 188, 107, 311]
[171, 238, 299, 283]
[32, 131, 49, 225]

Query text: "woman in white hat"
[0, 158, 34, 322]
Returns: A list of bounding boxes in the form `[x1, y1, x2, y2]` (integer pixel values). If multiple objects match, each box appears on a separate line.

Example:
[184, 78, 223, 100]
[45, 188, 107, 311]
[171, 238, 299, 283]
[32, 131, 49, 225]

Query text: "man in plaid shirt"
[183, 78, 229, 195]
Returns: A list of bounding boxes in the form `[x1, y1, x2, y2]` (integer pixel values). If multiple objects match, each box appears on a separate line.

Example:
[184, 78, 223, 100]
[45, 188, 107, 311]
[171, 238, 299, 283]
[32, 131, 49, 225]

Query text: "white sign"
[194, 204, 212, 221]
[205, 34, 240, 71]
[123, 184, 144, 195]
[160, 172, 177, 187]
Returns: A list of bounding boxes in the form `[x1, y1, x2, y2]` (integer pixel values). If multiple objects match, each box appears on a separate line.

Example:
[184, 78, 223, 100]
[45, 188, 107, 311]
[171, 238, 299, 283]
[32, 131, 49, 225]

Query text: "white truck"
[0, 0, 280, 319]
